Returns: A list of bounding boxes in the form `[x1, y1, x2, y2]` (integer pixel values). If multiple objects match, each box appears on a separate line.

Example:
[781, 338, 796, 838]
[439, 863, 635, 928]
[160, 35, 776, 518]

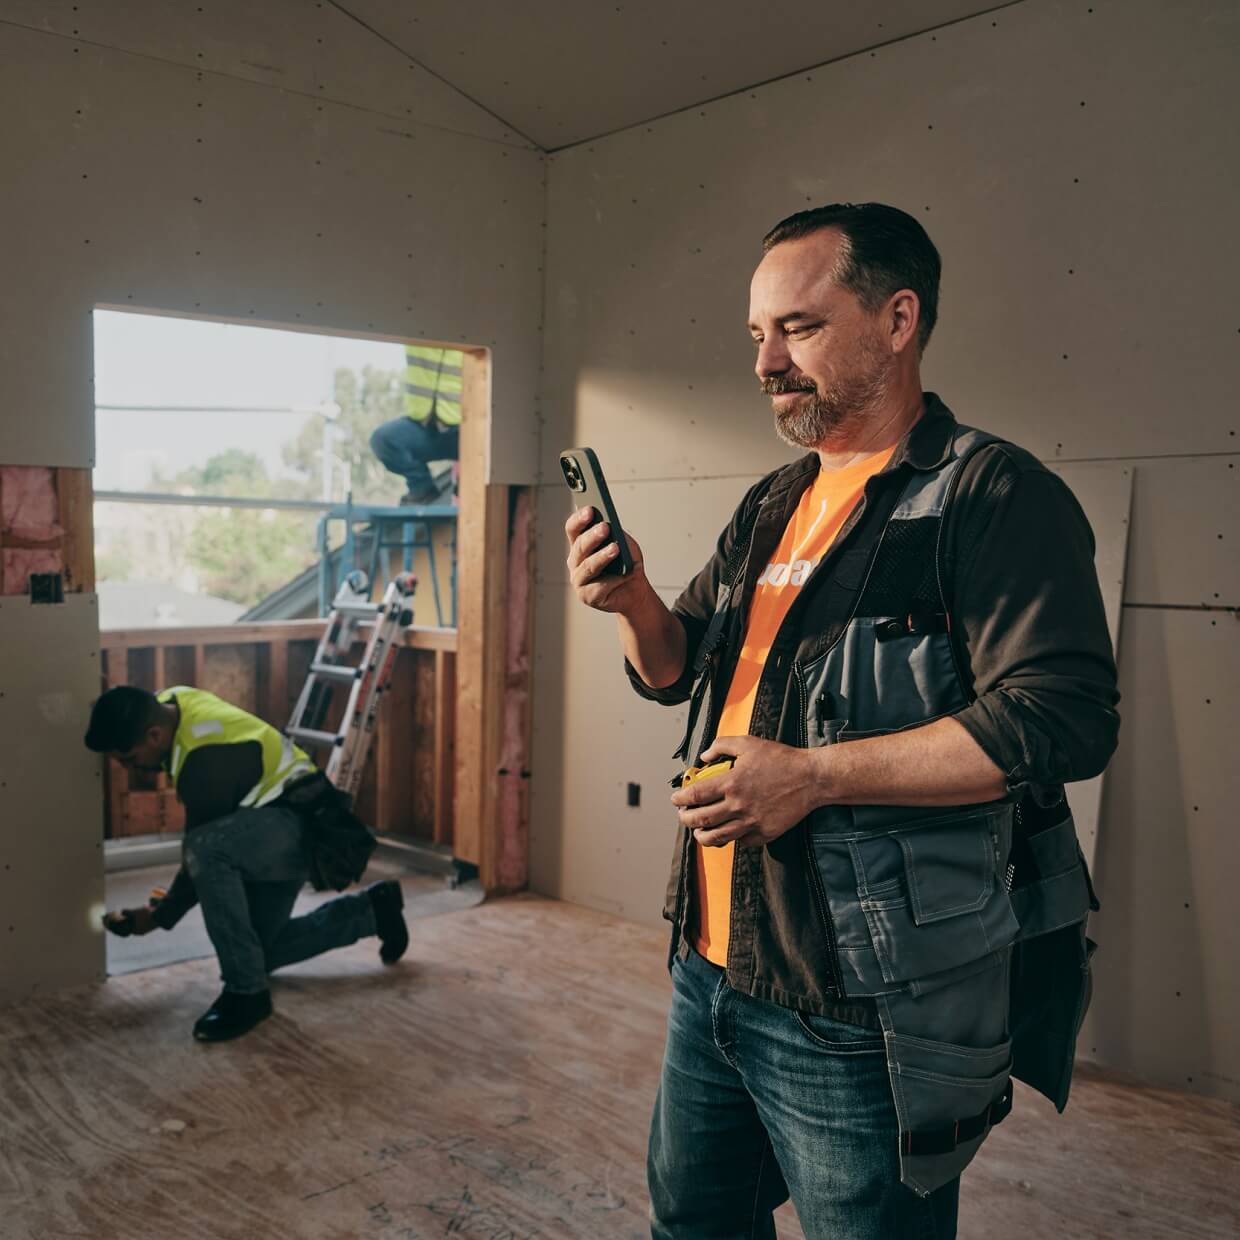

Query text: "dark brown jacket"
[627, 395, 1120, 1026]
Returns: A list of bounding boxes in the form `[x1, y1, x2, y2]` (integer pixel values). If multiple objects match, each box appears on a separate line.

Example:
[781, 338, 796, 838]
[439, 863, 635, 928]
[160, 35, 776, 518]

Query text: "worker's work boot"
[192, 989, 273, 1042]
[400, 484, 440, 506]
[367, 880, 409, 964]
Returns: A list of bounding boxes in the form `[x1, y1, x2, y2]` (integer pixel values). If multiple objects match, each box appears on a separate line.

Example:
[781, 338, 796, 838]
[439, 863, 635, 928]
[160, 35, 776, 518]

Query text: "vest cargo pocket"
[1010, 922, 1097, 1110]
[851, 807, 1021, 986]
[885, 1030, 1014, 1196]
[1009, 814, 1095, 940]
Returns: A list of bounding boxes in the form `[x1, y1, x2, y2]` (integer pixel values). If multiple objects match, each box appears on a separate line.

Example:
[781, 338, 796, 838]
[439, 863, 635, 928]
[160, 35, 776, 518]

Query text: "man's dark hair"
[84, 686, 162, 753]
[762, 203, 941, 353]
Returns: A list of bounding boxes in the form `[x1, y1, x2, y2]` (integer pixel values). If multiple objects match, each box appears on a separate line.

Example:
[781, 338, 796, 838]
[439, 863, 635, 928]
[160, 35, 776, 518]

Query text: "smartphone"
[559, 447, 633, 576]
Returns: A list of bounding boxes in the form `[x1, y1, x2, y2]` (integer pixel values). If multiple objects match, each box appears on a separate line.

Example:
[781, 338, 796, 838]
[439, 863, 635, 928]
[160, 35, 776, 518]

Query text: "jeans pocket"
[794, 1010, 886, 1053]
[886, 1032, 1013, 1196]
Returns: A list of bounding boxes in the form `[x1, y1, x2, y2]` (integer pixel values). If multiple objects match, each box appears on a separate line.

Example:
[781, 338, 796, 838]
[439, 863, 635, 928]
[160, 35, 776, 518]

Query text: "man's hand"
[671, 736, 823, 849]
[565, 507, 649, 615]
[102, 906, 158, 937]
[564, 505, 687, 690]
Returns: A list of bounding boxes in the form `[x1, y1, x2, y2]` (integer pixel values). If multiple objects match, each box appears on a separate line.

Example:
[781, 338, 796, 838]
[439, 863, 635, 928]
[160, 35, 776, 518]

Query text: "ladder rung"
[287, 727, 342, 748]
[310, 661, 360, 683]
[333, 600, 382, 617]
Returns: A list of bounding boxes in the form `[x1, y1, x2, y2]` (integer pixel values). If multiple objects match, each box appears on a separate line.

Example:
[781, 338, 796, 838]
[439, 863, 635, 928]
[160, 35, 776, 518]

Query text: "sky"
[93, 310, 405, 492]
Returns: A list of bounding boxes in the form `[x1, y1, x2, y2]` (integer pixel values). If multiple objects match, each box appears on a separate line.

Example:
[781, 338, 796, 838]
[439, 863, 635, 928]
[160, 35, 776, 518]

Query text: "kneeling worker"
[86, 684, 409, 1042]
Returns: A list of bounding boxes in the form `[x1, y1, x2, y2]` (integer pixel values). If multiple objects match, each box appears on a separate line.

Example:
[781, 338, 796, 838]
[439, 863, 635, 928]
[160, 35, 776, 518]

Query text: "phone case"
[559, 446, 634, 575]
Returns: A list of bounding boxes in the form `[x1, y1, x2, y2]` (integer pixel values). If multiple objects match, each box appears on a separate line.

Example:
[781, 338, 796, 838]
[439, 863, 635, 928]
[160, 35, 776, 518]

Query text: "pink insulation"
[0, 465, 64, 595]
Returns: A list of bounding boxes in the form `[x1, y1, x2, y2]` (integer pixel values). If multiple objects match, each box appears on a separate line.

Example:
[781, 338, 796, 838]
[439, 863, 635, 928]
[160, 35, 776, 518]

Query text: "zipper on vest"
[803, 826, 846, 1000]
[1005, 799, 1023, 891]
[792, 661, 845, 1000]
[792, 663, 809, 748]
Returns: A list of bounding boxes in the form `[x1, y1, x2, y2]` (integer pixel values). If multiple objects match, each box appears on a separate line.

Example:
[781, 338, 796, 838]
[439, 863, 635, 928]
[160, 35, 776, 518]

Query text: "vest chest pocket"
[849, 808, 1021, 987]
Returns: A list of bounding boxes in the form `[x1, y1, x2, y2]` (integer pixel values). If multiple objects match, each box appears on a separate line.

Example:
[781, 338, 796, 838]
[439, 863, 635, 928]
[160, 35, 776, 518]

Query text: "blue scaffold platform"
[316, 497, 458, 626]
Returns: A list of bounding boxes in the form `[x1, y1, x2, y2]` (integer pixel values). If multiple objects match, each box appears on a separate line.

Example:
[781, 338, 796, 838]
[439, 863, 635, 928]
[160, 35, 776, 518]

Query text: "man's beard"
[764, 339, 894, 449]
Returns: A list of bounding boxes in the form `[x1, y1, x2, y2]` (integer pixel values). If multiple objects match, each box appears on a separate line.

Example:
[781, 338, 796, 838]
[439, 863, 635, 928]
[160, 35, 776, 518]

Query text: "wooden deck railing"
[99, 621, 457, 850]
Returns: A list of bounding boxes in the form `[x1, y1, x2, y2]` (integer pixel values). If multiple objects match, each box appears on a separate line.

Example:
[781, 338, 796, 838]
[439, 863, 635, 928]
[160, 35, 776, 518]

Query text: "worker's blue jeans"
[370, 416, 459, 495]
[183, 806, 376, 995]
[648, 944, 960, 1239]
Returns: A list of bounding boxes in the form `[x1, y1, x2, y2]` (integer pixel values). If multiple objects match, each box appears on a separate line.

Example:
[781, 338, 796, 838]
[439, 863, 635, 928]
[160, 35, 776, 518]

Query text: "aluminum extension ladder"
[286, 570, 417, 802]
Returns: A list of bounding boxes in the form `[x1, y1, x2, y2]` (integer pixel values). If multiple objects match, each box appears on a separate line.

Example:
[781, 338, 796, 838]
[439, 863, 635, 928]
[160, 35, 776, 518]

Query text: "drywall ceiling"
[334, 0, 1019, 148]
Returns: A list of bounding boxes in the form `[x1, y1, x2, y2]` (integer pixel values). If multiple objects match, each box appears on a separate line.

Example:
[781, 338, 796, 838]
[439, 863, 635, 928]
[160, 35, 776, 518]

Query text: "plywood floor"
[1, 891, 1236, 1240]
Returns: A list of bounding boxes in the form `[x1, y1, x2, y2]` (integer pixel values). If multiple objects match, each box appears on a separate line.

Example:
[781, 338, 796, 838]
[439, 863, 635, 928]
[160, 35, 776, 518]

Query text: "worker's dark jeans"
[648, 945, 960, 1240]
[369, 416, 459, 494]
[183, 805, 376, 995]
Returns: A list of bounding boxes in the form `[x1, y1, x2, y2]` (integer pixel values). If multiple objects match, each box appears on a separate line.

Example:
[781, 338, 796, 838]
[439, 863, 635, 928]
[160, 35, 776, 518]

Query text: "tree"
[283, 365, 405, 505]
[187, 507, 316, 606]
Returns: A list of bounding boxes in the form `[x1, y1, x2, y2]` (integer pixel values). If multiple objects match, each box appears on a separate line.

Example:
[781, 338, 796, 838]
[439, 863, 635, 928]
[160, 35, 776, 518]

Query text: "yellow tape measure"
[679, 757, 735, 788]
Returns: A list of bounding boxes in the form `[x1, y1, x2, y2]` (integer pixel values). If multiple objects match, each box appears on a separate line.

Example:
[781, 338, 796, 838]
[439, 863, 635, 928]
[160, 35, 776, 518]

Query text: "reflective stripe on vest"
[158, 686, 315, 808]
[404, 346, 463, 426]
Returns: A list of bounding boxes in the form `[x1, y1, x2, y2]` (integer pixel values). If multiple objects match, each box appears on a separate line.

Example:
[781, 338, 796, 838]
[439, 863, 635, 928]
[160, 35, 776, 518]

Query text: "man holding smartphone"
[565, 203, 1119, 1238]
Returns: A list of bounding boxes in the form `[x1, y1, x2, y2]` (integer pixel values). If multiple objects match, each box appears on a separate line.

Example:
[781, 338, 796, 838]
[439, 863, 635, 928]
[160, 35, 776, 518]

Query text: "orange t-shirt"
[691, 445, 898, 966]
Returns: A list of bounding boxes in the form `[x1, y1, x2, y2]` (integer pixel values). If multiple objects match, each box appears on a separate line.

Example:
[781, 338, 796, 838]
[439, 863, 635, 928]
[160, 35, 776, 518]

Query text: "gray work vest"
[788, 423, 1098, 1194]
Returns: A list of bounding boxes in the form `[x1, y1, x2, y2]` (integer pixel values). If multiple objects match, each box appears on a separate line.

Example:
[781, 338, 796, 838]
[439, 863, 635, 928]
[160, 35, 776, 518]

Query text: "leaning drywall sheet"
[1048, 462, 1134, 873]
[1078, 606, 1238, 1105]
[0, 593, 105, 1002]
[0, 19, 545, 480]
[1121, 455, 1238, 608]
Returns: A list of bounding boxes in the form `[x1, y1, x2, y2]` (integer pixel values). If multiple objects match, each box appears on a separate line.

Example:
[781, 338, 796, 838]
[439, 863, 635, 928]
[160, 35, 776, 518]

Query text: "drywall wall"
[533, 0, 1239, 1103]
[0, 0, 546, 1000]
[0, 0, 545, 481]
[0, 595, 106, 1001]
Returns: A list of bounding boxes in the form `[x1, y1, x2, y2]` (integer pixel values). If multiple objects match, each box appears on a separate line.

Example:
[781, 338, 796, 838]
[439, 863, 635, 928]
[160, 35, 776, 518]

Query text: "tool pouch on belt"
[281, 771, 377, 892]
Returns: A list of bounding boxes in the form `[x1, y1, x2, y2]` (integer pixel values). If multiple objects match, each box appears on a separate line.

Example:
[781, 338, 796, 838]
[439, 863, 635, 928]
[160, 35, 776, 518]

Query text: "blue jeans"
[648, 946, 960, 1240]
[369, 416, 459, 493]
[183, 806, 377, 995]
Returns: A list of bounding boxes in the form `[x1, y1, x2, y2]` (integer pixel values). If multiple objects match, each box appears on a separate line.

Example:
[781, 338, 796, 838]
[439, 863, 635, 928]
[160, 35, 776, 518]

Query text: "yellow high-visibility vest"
[157, 686, 315, 808]
[404, 346, 463, 427]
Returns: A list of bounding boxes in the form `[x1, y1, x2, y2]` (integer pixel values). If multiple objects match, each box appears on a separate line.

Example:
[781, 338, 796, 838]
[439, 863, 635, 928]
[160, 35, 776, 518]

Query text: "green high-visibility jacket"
[404, 346, 463, 427]
[157, 686, 314, 808]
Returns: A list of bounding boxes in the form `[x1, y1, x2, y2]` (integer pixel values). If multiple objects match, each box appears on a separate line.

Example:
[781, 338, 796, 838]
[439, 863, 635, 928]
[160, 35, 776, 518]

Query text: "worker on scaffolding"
[86, 685, 410, 1043]
[370, 345, 463, 506]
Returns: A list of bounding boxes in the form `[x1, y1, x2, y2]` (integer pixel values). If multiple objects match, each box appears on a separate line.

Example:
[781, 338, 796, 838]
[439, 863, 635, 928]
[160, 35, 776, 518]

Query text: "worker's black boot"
[367, 880, 409, 964]
[400, 484, 440, 506]
[192, 989, 273, 1042]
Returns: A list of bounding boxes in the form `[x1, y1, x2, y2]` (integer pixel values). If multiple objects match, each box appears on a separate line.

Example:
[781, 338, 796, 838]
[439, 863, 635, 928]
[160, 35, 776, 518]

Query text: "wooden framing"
[453, 349, 517, 887]
[100, 619, 456, 653]
[55, 468, 95, 593]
